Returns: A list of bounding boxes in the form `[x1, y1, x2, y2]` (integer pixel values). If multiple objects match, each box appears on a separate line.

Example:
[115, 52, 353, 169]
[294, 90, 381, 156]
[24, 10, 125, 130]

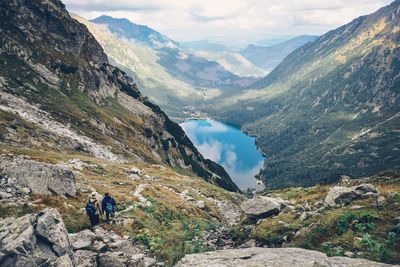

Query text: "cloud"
[196, 141, 223, 162]
[63, 0, 393, 51]
[63, 0, 166, 12]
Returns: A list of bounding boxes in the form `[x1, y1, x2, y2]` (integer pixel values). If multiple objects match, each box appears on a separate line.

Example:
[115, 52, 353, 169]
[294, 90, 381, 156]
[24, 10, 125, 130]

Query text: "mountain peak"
[91, 15, 178, 49]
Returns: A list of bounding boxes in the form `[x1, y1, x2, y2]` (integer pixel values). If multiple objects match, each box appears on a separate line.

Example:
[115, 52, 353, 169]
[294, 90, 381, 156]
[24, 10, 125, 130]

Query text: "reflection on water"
[180, 119, 265, 191]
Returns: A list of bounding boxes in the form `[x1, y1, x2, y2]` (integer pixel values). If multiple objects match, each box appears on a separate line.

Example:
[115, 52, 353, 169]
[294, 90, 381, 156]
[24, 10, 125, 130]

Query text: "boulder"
[35, 209, 74, 257]
[0, 192, 12, 199]
[0, 208, 75, 267]
[176, 247, 395, 267]
[69, 229, 98, 250]
[241, 196, 287, 219]
[325, 184, 379, 206]
[0, 158, 76, 197]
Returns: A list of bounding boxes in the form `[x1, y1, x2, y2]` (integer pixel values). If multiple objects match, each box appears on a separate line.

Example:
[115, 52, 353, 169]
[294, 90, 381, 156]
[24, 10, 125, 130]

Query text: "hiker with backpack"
[86, 192, 102, 227]
[101, 192, 116, 223]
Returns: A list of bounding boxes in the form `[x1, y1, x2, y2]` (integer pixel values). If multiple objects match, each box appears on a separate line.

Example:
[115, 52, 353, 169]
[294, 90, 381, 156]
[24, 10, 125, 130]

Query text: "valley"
[0, 0, 399, 266]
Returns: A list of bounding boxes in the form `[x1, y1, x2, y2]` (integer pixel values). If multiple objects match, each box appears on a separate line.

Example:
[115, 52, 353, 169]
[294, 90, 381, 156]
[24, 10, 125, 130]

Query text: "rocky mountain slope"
[213, 0, 400, 189]
[0, 0, 239, 192]
[240, 35, 318, 72]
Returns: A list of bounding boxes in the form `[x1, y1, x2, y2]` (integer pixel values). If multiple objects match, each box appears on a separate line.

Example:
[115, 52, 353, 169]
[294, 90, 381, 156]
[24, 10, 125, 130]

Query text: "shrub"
[336, 211, 378, 235]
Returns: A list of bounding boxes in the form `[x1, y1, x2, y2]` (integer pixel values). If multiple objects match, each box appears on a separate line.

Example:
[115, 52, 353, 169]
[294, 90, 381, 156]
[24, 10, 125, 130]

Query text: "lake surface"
[180, 119, 265, 191]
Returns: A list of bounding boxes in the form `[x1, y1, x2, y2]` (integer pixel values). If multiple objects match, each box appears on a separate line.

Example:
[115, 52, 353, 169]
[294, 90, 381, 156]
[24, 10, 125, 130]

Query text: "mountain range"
[210, 0, 400, 189]
[0, 0, 400, 266]
[71, 15, 263, 120]
[240, 35, 318, 72]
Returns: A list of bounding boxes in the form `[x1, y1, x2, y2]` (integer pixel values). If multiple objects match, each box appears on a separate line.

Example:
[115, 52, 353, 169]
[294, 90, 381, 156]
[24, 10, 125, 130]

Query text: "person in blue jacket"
[101, 192, 116, 223]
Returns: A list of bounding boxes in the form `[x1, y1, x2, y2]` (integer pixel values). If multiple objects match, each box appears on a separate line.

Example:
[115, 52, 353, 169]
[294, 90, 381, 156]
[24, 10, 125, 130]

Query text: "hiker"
[101, 192, 116, 223]
[86, 192, 102, 227]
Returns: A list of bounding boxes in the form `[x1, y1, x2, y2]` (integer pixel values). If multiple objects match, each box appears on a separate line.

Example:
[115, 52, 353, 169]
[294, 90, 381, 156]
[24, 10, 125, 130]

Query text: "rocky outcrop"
[0, 208, 157, 267]
[0, 208, 75, 267]
[240, 196, 287, 219]
[71, 226, 157, 267]
[176, 247, 396, 267]
[0, 156, 76, 197]
[325, 184, 380, 206]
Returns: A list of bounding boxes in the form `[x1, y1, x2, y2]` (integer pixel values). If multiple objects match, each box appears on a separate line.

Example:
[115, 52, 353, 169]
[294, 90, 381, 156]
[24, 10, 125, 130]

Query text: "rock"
[0, 208, 75, 267]
[176, 247, 395, 267]
[349, 205, 364, 210]
[344, 251, 354, 257]
[143, 257, 157, 266]
[195, 201, 205, 209]
[241, 196, 287, 219]
[0, 192, 12, 199]
[92, 240, 107, 253]
[69, 229, 97, 250]
[299, 212, 308, 222]
[35, 209, 74, 258]
[19, 187, 31, 195]
[0, 158, 76, 197]
[376, 196, 386, 205]
[75, 250, 98, 267]
[98, 251, 147, 267]
[324, 184, 379, 206]
[237, 239, 257, 248]
[54, 254, 74, 267]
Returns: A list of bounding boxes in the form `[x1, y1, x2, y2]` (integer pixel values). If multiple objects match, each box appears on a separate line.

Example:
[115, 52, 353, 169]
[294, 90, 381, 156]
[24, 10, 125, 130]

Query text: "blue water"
[180, 119, 265, 191]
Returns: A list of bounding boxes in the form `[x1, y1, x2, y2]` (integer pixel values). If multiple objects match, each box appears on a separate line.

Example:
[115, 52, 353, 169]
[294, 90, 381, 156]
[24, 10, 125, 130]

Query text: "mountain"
[212, 0, 400, 189]
[90, 15, 256, 88]
[87, 15, 257, 119]
[0, 0, 239, 192]
[1, 1, 400, 266]
[181, 40, 230, 52]
[73, 15, 216, 120]
[91, 15, 179, 49]
[240, 35, 318, 71]
[192, 50, 267, 77]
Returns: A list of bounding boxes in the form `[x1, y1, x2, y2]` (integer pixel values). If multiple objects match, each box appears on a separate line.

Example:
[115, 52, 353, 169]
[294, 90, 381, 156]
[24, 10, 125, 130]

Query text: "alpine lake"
[180, 119, 265, 191]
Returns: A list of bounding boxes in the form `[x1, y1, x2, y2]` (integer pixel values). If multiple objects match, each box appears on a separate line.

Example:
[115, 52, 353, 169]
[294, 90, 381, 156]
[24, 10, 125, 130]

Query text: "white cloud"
[63, 0, 392, 45]
[196, 141, 223, 162]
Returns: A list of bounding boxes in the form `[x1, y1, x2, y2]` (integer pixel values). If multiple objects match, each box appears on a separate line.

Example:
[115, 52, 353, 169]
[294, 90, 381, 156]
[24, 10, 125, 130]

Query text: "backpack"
[86, 201, 96, 217]
[105, 202, 113, 213]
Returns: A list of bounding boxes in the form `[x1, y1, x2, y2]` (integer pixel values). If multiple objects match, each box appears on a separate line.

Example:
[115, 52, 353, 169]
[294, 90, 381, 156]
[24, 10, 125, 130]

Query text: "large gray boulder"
[325, 184, 379, 206]
[176, 247, 396, 267]
[0, 208, 75, 267]
[0, 157, 76, 196]
[241, 196, 287, 219]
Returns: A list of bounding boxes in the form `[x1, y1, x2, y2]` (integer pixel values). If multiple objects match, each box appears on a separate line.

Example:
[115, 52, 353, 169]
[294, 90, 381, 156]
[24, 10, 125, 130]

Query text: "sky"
[63, 0, 393, 46]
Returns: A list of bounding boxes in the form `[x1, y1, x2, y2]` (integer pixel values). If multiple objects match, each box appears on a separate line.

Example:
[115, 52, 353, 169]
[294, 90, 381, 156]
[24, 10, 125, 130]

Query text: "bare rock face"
[240, 196, 287, 219]
[176, 247, 396, 267]
[0, 208, 75, 267]
[0, 157, 76, 197]
[325, 184, 379, 206]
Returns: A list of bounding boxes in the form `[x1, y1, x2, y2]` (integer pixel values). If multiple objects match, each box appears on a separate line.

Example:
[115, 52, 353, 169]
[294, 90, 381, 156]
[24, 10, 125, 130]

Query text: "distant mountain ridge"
[91, 15, 179, 49]
[213, 0, 400, 189]
[240, 35, 318, 72]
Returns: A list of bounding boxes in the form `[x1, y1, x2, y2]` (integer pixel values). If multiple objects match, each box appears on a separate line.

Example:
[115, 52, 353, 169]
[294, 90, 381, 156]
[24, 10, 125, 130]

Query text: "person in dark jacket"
[101, 192, 116, 223]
